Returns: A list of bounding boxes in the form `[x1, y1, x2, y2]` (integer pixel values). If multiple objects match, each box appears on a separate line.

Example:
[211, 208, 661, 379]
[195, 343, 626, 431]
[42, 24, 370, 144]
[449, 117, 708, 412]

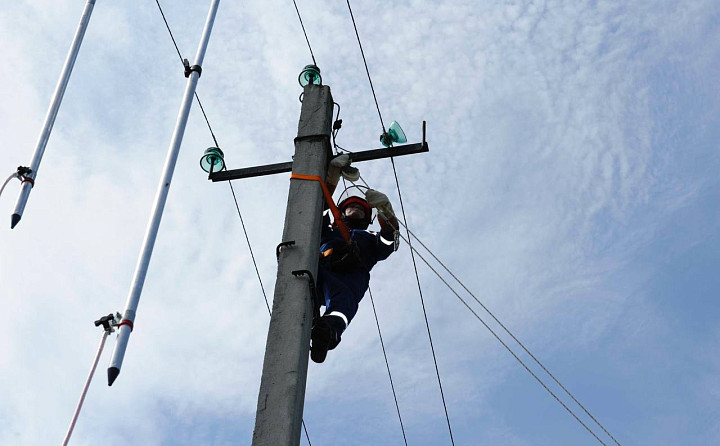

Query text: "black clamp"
[183, 58, 202, 78]
[94, 312, 121, 334]
[292, 269, 321, 321]
[276, 240, 296, 260]
[17, 166, 32, 177]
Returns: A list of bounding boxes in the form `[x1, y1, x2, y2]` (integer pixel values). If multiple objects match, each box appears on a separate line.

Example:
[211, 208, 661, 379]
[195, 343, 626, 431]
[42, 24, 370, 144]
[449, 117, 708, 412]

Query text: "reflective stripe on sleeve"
[380, 235, 394, 246]
[327, 311, 349, 327]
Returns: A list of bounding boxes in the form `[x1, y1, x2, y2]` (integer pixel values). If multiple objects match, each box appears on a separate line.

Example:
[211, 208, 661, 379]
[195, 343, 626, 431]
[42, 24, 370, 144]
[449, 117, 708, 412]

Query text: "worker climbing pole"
[307, 160, 401, 363]
[205, 63, 429, 446]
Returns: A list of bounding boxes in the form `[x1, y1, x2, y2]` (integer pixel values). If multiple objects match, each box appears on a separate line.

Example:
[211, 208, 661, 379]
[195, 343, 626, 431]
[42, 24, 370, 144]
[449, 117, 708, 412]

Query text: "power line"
[337, 175, 409, 444]
[397, 223, 624, 446]
[343, 161, 622, 445]
[150, 1, 315, 443]
[389, 165, 456, 446]
[154, 0, 183, 63]
[227, 181, 271, 314]
[392, 220, 618, 446]
[344, 1, 456, 442]
[368, 287, 409, 446]
[154, 0, 221, 148]
[345, 0, 387, 134]
[291, 0, 317, 66]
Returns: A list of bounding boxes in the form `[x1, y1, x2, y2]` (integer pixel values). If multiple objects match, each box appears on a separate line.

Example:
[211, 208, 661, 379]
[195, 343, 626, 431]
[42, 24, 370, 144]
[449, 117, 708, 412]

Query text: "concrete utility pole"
[251, 84, 333, 446]
[208, 80, 428, 446]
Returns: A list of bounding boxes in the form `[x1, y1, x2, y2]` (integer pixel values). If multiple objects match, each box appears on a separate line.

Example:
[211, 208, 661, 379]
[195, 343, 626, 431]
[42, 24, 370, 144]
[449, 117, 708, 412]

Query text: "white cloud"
[1, 0, 719, 444]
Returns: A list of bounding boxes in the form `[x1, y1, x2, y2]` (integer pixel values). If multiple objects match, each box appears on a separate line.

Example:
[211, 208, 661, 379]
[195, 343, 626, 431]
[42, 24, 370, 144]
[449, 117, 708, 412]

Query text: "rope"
[290, 173, 352, 243]
[0, 173, 20, 200]
[393, 228, 611, 446]
[291, 0, 317, 66]
[395, 221, 624, 446]
[62, 330, 109, 446]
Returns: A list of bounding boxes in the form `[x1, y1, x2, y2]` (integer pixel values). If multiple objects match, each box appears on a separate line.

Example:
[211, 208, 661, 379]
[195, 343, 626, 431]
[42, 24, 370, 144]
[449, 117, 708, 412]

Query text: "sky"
[1, 0, 719, 445]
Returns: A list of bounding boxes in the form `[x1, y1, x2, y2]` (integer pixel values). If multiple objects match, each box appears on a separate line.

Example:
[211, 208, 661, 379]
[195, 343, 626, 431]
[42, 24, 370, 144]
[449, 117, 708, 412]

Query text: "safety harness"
[290, 173, 364, 273]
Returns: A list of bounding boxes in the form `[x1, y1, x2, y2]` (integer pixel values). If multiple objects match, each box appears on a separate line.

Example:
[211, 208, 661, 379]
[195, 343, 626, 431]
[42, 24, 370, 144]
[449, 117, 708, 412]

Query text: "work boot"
[310, 317, 335, 363]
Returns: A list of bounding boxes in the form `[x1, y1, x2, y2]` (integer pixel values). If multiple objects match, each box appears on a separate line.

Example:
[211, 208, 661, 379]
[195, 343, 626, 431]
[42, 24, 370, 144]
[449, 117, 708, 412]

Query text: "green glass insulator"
[379, 121, 407, 147]
[298, 64, 322, 87]
[200, 147, 225, 173]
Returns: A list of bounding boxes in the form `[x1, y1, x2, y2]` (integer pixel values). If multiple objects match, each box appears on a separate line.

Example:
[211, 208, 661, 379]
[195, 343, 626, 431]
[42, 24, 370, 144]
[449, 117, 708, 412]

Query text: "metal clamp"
[276, 240, 296, 260]
[94, 312, 121, 334]
[183, 59, 202, 78]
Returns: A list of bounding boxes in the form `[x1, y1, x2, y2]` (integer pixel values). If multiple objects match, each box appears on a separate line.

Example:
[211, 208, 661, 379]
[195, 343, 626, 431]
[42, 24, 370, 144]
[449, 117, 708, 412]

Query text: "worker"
[311, 154, 399, 363]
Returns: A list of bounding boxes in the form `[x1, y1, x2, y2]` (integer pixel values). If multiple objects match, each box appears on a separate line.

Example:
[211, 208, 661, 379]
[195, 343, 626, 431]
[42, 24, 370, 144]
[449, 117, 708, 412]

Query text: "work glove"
[365, 189, 394, 218]
[326, 154, 359, 186]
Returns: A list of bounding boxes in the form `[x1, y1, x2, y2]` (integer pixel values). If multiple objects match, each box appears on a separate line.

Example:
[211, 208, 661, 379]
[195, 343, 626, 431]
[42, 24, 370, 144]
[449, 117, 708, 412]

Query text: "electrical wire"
[154, 0, 183, 62]
[344, 2, 456, 441]
[395, 221, 624, 446]
[392, 227, 611, 446]
[388, 165, 456, 446]
[228, 179, 314, 446]
[291, 0, 317, 66]
[154, 0, 220, 148]
[150, 2, 316, 443]
[228, 180, 271, 314]
[344, 165, 622, 445]
[367, 286, 409, 446]
[345, 0, 387, 135]
[341, 155, 457, 446]
[339, 176, 409, 444]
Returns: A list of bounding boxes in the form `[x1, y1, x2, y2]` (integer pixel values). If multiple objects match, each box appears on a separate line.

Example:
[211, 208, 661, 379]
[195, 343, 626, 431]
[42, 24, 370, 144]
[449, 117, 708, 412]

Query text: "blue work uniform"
[316, 211, 396, 341]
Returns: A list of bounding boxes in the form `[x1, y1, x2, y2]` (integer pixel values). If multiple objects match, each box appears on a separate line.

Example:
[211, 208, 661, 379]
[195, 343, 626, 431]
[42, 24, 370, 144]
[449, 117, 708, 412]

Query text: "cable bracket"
[183, 58, 202, 78]
[291, 269, 321, 320]
[276, 240, 296, 260]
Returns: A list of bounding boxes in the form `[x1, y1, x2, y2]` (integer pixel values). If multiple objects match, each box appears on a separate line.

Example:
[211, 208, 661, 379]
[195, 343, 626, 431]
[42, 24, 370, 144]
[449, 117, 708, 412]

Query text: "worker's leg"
[311, 270, 364, 363]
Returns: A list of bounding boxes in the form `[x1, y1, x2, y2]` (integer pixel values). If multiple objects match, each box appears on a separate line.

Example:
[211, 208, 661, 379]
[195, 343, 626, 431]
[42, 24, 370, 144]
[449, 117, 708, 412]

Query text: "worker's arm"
[365, 189, 400, 252]
[325, 154, 359, 195]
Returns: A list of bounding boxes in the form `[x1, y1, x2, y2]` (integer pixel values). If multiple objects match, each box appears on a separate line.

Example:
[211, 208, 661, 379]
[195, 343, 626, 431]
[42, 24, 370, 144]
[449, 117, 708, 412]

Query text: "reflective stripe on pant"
[317, 266, 369, 338]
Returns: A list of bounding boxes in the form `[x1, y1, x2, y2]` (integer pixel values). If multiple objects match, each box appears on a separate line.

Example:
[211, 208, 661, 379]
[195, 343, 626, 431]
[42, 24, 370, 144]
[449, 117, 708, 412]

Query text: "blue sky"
[1, 0, 719, 445]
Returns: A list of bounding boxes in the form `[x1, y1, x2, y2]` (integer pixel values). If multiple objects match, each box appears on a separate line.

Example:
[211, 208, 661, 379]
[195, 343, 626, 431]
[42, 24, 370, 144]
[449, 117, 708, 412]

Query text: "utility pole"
[208, 78, 428, 446]
[250, 83, 333, 446]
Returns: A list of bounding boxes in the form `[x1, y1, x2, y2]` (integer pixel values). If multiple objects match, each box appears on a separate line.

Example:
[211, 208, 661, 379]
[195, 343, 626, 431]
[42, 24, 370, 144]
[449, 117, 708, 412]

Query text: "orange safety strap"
[290, 173, 351, 243]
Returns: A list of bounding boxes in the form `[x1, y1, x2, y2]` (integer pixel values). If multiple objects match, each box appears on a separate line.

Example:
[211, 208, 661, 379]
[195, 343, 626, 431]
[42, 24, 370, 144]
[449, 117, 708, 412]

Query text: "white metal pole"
[11, 0, 96, 229]
[107, 0, 221, 386]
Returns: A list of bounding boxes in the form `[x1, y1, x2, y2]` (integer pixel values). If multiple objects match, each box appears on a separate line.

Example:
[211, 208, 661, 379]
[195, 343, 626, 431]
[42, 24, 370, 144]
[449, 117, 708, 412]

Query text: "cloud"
[1, 0, 719, 445]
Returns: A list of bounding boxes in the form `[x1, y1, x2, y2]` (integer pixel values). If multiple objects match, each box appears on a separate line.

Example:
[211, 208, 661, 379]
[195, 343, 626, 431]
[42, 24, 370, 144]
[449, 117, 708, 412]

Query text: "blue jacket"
[318, 212, 396, 299]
